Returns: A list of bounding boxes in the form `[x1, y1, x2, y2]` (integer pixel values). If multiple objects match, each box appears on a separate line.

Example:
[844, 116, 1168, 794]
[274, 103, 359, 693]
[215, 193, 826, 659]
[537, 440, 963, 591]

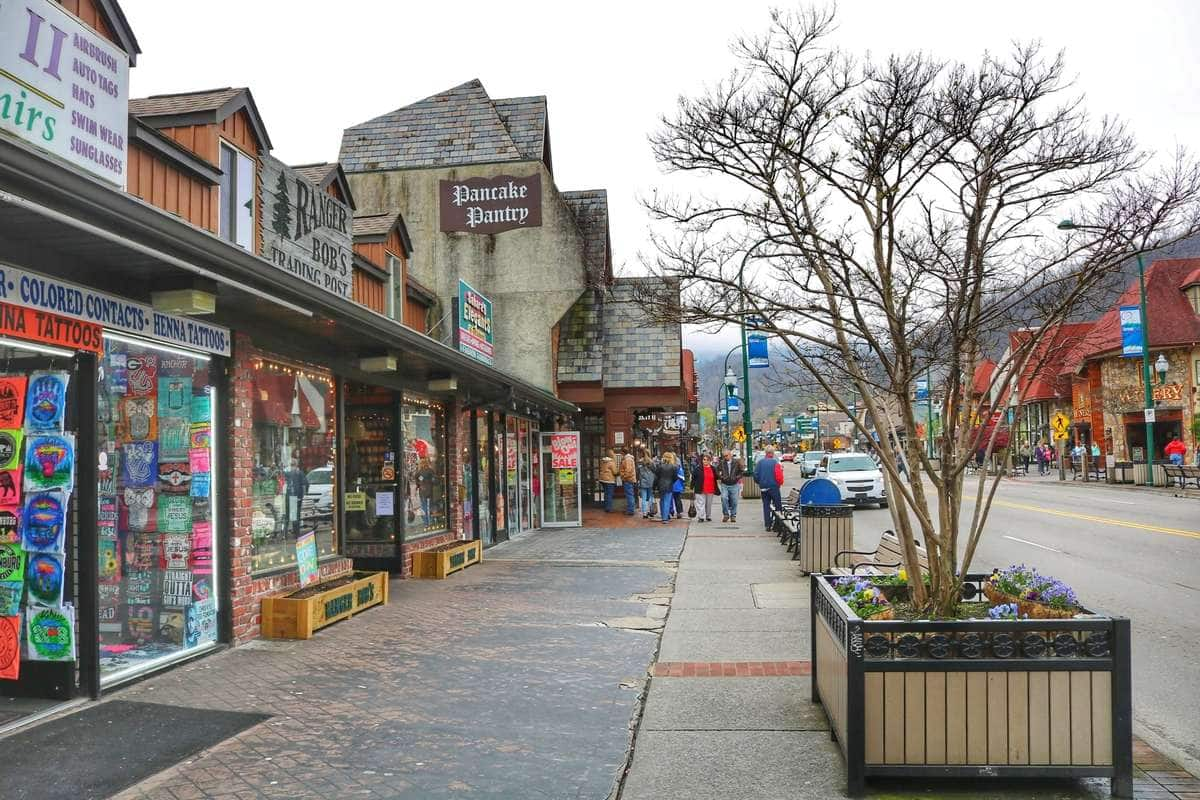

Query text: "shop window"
[459, 409, 473, 537]
[476, 410, 493, 545]
[219, 141, 255, 250]
[98, 335, 219, 682]
[386, 254, 400, 319]
[344, 396, 397, 544]
[249, 360, 336, 573]
[401, 395, 448, 538]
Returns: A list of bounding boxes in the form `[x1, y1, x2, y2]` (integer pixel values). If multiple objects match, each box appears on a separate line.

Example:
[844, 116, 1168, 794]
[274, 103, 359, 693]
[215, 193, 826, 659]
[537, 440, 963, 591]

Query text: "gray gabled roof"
[562, 190, 612, 288]
[556, 290, 604, 383]
[129, 87, 272, 152]
[290, 162, 356, 210]
[352, 211, 414, 257]
[340, 79, 550, 173]
[94, 0, 141, 65]
[603, 278, 681, 389]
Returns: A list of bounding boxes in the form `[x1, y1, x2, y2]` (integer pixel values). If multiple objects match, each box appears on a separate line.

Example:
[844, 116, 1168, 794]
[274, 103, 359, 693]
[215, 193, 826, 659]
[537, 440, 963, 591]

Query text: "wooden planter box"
[811, 574, 1132, 797]
[411, 539, 482, 579]
[261, 570, 388, 640]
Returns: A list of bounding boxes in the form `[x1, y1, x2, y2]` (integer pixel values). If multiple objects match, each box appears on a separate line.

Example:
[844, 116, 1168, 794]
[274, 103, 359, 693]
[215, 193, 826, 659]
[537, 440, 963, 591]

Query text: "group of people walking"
[597, 447, 751, 524]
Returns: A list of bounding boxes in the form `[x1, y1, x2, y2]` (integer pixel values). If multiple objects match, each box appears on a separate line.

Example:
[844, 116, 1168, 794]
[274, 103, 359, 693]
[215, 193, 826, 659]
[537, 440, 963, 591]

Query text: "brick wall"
[228, 333, 352, 643]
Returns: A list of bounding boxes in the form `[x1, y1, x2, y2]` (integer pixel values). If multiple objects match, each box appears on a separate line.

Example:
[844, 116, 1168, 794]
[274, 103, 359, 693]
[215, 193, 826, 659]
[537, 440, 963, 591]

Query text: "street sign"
[831, 437, 843, 450]
[1144, 408, 1155, 423]
[798, 441, 810, 452]
[732, 427, 747, 443]
[1050, 412, 1070, 435]
[1053, 430, 1069, 442]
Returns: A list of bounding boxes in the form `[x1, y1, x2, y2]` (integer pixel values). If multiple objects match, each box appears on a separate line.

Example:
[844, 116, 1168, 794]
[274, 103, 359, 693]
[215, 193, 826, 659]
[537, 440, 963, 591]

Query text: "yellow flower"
[898, 568, 907, 582]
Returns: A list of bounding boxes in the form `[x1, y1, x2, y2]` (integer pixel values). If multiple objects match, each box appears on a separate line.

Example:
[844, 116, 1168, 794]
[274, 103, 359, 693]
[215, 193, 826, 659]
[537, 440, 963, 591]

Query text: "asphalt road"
[797, 461, 1200, 775]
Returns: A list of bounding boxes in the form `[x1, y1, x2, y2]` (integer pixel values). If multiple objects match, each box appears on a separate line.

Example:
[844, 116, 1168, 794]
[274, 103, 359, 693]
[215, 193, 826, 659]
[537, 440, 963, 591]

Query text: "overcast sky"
[120, 0, 1200, 357]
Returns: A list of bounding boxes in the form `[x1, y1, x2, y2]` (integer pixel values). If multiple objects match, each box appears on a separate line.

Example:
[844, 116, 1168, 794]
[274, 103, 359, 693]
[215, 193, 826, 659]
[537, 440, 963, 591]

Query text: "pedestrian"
[655, 452, 679, 524]
[753, 446, 784, 532]
[691, 453, 719, 522]
[637, 449, 656, 519]
[619, 446, 637, 516]
[1164, 435, 1187, 466]
[598, 449, 617, 512]
[716, 448, 743, 523]
[1034, 443, 1047, 475]
[672, 459, 686, 518]
[1019, 442, 1031, 473]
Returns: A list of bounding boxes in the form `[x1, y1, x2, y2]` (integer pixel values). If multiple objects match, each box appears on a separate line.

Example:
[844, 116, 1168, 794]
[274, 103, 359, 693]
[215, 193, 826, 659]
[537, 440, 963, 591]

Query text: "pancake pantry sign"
[440, 174, 542, 234]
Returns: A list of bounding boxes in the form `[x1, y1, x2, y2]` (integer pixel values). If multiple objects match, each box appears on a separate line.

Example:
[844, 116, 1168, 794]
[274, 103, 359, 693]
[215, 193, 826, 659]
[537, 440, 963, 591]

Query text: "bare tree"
[638, 7, 1200, 615]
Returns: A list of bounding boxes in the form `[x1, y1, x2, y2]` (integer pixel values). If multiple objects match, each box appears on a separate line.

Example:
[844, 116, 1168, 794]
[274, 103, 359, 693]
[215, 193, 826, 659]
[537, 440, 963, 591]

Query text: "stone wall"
[1096, 347, 1197, 459]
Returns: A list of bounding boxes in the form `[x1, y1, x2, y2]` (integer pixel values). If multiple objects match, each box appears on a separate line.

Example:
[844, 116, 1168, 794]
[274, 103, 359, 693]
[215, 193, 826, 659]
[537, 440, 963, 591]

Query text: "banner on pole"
[1119, 306, 1143, 357]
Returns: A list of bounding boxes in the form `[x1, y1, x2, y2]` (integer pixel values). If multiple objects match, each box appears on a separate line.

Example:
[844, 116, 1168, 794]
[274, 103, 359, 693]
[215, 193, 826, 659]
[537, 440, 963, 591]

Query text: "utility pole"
[1136, 253, 1156, 486]
[739, 312, 753, 463]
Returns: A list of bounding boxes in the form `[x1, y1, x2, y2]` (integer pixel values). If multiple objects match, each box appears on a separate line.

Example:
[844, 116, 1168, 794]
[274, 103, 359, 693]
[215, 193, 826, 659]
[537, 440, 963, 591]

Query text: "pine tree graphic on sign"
[271, 171, 291, 238]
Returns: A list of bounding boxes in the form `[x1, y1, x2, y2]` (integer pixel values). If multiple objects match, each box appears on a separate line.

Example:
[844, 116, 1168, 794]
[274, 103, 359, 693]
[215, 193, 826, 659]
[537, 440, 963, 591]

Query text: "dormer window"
[219, 141, 255, 249]
[1187, 284, 1200, 316]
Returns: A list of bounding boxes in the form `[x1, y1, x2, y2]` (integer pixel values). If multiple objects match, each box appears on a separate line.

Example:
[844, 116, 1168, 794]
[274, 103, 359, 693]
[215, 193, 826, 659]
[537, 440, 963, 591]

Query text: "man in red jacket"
[1164, 435, 1188, 465]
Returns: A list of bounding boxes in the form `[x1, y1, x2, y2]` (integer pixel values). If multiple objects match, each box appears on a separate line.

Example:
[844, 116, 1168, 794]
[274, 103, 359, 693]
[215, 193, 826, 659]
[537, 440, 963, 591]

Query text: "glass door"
[539, 431, 581, 527]
[505, 417, 519, 533]
[518, 419, 531, 531]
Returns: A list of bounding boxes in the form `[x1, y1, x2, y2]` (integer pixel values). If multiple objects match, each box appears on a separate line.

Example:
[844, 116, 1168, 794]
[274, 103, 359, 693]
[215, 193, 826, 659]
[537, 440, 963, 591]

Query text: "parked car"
[816, 453, 887, 508]
[305, 466, 334, 514]
[798, 451, 826, 478]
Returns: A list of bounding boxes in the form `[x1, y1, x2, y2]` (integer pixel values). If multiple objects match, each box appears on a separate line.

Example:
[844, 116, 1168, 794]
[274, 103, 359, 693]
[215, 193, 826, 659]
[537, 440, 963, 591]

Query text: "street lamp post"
[1058, 222, 1158, 486]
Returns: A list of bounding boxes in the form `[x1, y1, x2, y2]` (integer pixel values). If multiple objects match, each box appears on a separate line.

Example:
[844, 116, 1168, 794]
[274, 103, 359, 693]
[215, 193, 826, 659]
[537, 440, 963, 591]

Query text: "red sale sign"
[550, 433, 578, 469]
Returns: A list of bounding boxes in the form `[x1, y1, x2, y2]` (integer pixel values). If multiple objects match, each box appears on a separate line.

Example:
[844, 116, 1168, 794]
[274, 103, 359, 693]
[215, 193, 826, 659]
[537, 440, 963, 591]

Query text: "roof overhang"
[0, 136, 573, 415]
[129, 118, 221, 184]
[135, 88, 273, 154]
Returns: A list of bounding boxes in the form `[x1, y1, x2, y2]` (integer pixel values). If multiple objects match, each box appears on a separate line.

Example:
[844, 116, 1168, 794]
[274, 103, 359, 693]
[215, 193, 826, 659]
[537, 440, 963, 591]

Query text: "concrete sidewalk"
[619, 509, 1200, 800]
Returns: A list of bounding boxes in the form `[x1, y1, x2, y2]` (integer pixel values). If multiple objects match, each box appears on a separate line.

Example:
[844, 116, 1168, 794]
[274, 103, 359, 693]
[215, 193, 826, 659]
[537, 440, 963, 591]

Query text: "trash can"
[742, 480, 761, 500]
[795, 478, 853, 575]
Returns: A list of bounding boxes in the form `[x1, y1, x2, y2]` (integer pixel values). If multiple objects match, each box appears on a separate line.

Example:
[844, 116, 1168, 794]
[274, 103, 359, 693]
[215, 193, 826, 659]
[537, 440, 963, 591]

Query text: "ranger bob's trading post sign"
[453, 279, 494, 365]
[0, 0, 129, 185]
[439, 174, 542, 234]
[260, 155, 353, 300]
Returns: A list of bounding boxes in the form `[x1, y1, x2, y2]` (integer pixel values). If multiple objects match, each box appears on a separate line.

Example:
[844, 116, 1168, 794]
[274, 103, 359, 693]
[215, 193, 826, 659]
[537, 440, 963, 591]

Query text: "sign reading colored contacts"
[440, 174, 542, 234]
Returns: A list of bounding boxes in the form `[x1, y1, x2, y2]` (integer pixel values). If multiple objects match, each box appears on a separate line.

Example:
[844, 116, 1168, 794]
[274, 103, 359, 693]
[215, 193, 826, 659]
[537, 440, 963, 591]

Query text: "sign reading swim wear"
[0, 0, 129, 185]
[0, 264, 230, 355]
[440, 174, 542, 234]
[259, 156, 353, 300]
[453, 279, 494, 365]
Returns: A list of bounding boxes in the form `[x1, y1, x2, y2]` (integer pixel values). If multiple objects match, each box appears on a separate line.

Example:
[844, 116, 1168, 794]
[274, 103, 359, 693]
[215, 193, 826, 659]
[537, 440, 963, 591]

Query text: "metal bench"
[1163, 463, 1200, 489]
[1070, 456, 1104, 481]
[831, 530, 929, 576]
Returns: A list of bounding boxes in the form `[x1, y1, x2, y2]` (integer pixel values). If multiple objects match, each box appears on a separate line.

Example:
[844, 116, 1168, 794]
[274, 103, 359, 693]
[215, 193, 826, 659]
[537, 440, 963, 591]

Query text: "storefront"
[0, 267, 230, 724]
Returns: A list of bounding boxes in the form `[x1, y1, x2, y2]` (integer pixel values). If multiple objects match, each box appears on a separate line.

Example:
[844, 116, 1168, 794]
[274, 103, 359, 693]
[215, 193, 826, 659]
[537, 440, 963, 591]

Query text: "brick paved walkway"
[80, 525, 683, 799]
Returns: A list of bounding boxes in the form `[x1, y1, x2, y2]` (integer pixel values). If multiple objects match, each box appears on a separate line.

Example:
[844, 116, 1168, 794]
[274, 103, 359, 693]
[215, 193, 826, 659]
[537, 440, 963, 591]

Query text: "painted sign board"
[453, 279, 494, 365]
[747, 319, 769, 368]
[1119, 306, 1142, 357]
[550, 433, 578, 469]
[0, 301, 102, 353]
[440, 174, 542, 234]
[295, 532, 318, 587]
[0, 264, 230, 355]
[0, 0, 129, 185]
[260, 156, 353, 300]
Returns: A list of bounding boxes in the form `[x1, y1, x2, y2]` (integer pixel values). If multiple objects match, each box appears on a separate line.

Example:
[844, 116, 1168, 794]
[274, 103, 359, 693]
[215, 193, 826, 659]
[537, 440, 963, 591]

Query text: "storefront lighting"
[151, 288, 216, 316]
[357, 355, 397, 372]
[1154, 353, 1169, 385]
[428, 377, 458, 392]
[103, 331, 211, 362]
[0, 337, 74, 358]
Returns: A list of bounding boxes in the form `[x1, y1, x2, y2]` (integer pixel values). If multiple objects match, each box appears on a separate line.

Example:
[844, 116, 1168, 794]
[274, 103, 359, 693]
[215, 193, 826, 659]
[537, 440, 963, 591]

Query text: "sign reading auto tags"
[260, 155, 353, 300]
[440, 174, 542, 234]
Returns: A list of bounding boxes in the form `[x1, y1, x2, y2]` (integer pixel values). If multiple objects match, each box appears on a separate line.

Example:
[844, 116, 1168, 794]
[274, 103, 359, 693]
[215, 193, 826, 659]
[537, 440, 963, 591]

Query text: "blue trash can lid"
[799, 478, 842, 506]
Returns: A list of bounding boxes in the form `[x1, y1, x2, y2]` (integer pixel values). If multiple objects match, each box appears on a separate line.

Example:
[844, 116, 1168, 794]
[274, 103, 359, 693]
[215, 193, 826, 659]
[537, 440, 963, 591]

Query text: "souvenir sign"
[24, 433, 75, 492]
[107, 353, 128, 395]
[98, 495, 118, 539]
[158, 377, 191, 419]
[121, 487, 156, 532]
[0, 377, 28, 428]
[126, 355, 158, 397]
[0, 542, 24, 583]
[0, 582, 21, 616]
[125, 533, 158, 572]
[158, 356, 193, 378]
[190, 472, 210, 499]
[22, 490, 67, 554]
[121, 441, 158, 488]
[189, 448, 210, 474]
[0, 429, 23, 471]
[162, 534, 189, 571]
[189, 422, 211, 451]
[0, 615, 19, 680]
[27, 605, 75, 661]
[158, 609, 184, 645]
[98, 537, 120, 581]
[161, 569, 191, 607]
[97, 582, 123, 638]
[120, 396, 157, 442]
[26, 552, 65, 606]
[125, 604, 155, 644]
[98, 445, 118, 494]
[192, 393, 211, 423]
[159, 417, 190, 460]
[124, 570, 154, 605]
[0, 466, 19, 507]
[0, 507, 17, 544]
[158, 462, 192, 494]
[190, 522, 212, 574]
[158, 495, 192, 533]
[186, 597, 216, 647]
[24, 372, 70, 433]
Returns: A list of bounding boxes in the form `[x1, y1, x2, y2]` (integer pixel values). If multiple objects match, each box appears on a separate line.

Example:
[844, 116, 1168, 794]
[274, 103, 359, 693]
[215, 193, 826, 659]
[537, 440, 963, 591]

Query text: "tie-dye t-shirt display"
[97, 342, 217, 679]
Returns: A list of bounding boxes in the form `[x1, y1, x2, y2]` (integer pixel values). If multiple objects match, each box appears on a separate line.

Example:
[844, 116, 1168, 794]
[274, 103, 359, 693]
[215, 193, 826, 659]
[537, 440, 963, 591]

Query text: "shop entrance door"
[540, 432, 582, 527]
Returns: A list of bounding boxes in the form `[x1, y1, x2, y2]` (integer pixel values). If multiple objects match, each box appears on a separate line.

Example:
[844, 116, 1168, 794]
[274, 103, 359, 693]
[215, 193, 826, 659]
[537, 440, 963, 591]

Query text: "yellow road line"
[990, 499, 1200, 541]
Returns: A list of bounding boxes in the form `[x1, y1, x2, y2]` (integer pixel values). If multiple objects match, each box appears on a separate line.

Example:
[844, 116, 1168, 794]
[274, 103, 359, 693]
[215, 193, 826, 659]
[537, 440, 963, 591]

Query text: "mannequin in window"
[283, 455, 309, 537]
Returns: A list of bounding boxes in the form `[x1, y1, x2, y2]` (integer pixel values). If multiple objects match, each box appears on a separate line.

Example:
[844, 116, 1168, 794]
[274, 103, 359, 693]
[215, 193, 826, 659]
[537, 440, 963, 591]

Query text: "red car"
[781, 452, 795, 462]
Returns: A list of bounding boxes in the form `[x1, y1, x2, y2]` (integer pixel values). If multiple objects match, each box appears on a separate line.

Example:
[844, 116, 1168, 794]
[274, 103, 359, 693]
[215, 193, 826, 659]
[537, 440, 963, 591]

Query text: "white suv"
[816, 453, 887, 508]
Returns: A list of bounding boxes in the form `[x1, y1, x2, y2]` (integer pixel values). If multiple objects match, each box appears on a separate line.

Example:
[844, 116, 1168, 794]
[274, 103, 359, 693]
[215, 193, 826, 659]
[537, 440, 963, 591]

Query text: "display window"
[529, 423, 541, 529]
[96, 334, 219, 682]
[401, 395, 447, 538]
[518, 419, 531, 531]
[459, 409, 473, 538]
[506, 418, 519, 532]
[475, 410, 493, 545]
[345, 385, 397, 544]
[249, 359, 336, 573]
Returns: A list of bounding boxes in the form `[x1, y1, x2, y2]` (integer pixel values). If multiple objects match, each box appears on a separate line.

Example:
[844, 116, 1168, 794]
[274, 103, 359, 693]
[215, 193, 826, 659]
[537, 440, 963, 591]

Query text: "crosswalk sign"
[732, 427, 746, 443]
[1051, 412, 1070, 435]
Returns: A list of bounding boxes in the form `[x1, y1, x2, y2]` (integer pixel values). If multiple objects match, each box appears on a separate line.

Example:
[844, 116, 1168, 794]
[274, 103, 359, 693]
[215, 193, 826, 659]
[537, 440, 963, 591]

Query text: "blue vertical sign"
[746, 318, 769, 368]
[1119, 305, 1142, 357]
[915, 378, 929, 401]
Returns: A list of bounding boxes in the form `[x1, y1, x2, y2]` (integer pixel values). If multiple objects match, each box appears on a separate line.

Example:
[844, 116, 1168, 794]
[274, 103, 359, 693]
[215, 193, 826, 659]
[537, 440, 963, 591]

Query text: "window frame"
[386, 253, 400, 319]
[218, 139, 256, 250]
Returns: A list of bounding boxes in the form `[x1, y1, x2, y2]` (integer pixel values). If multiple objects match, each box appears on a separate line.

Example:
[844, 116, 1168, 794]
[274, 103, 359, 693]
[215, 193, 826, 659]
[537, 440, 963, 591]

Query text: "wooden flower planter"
[261, 570, 388, 640]
[411, 539, 482, 579]
[811, 574, 1133, 797]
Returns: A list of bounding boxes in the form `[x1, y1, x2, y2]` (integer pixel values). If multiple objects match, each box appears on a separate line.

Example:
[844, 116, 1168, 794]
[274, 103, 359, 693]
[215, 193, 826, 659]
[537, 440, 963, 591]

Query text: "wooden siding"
[354, 270, 386, 314]
[863, 670, 1113, 767]
[404, 296, 428, 333]
[59, 0, 118, 44]
[815, 613, 848, 751]
[354, 242, 386, 270]
[126, 142, 217, 231]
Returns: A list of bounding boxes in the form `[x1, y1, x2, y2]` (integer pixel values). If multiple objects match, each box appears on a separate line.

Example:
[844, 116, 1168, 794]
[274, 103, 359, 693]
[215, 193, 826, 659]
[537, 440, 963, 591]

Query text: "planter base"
[261, 571, 388, 640]
[411, 540, 482, 579]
